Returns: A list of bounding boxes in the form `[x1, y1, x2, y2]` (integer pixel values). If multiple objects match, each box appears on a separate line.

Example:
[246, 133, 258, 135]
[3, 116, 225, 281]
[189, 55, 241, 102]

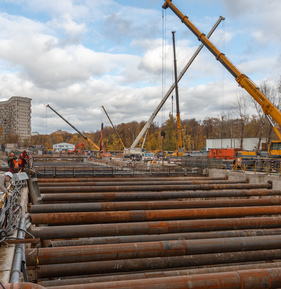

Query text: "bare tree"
[233, 93, 249, 149]
[4, 133, 21, 145]
[247, 81, 278, 148]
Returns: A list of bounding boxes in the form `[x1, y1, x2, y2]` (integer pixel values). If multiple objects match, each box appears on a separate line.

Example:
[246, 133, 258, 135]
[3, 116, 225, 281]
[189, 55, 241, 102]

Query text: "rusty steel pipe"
[50, 228, 281, 247]
[41, 189, 281, 203]
[25, 235, 281, 266]
[3, 283, 46, 289]
[29, 197, 281, 213]
[38, 180, 244, 187]
[37, 249, 281, 278]
[29, 206, 281, 225]
[41, 268, 281, 289]
[39, 268, 281, 289]
[39, 261, 281, 287]
[28, 216, 281, 240]
[38, 182, 270, 193]
[37, 176, 227, 183]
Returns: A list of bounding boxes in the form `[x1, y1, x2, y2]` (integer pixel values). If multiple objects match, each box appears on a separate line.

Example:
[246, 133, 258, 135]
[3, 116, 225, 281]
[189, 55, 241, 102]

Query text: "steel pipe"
[38, 180, 244, 187]
[50, 228, 281, 247]
[37, 176, 227, 183]
[37, 249, 281, 278]
[28, 216, 281, 239]
[39, 261, 281, 287]
[29, 197, 281, 213]
[41, 189, 281, 202]
[26, 235, 281, 265]
[38, 183, 270, 193]
[43, 268, 281, 289]
[3, 283, 46, 289]
[29, 206, 281, 225]
[38, 268, 281, 289]
[10, 213, 30, 283]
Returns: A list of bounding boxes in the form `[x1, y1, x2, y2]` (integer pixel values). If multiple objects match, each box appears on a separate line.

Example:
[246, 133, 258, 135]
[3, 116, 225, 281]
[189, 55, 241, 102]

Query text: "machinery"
[171, 31, 184, 157]
[163, 0, 281, 158]
[67, 143, 84, 154]
[129, 16, 224, 153]
[46, 104, 100, 151]
[102, 106, 125, 150]
[99, 123, 111, 158]
[102, 106, 142, 158]
[209, 148, 240, 160]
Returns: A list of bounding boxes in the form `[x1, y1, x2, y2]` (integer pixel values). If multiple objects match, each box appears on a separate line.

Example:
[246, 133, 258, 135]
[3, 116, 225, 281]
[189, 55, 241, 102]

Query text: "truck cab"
[143, 153, 154, 162]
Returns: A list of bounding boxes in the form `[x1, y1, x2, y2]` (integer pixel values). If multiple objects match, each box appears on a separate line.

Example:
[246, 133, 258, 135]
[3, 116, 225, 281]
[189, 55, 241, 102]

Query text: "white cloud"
[0, 0, 280, 135]
[220, 0, 281, 45]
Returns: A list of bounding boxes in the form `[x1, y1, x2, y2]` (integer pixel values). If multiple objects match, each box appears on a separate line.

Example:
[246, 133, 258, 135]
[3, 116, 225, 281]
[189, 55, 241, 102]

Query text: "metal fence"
[181, 156, 223, 170]
[34, 164, 202, 178]
[181, 156, 281, 176]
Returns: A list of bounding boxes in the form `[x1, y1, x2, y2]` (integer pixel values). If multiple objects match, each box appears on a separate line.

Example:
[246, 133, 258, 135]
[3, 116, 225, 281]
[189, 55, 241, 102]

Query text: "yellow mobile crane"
[46, 104, 100, 151]
[163, 0, 281, 158]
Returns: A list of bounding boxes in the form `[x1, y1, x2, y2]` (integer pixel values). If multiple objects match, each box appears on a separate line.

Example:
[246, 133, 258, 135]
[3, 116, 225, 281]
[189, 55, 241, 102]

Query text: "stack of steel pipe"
[24, 175, 281, 288]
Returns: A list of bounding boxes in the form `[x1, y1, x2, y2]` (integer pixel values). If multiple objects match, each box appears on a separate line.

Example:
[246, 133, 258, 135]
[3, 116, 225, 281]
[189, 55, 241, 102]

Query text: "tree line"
[27, 113, 279, 152]
[3, 79, 281, 152]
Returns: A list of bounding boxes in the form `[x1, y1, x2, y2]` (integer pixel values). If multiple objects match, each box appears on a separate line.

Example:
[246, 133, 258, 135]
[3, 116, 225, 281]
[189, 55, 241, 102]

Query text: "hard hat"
[10, 153, 14, 156]
[5, 172, 13, 179]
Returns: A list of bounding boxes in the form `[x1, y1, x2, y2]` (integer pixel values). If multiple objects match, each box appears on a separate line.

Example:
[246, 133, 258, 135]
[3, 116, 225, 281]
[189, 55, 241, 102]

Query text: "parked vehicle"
[143, 153, 154, 162]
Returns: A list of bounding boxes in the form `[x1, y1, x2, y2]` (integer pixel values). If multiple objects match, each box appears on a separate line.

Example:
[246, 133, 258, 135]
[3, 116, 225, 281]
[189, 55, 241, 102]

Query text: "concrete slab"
[207, 168, 281, 189]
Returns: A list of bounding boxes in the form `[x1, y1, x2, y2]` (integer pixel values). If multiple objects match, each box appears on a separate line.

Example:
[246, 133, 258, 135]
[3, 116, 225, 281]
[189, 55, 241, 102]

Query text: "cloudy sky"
[0, 0, 280, 134]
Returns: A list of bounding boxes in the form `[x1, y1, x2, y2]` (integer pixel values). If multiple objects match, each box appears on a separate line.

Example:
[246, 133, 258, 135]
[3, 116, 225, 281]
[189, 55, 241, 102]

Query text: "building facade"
[53, 142, 75, 152]
[0, 96, 32, 140]
[206, 137, 267, 151]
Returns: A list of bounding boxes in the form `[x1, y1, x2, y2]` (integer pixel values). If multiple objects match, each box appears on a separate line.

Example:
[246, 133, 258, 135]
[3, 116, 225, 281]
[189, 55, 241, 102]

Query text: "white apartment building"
[0, 96, 32, 140]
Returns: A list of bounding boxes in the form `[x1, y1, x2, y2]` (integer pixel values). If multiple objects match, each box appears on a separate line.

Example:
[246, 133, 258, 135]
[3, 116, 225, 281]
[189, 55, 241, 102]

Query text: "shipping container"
[208, 148, 241, 160]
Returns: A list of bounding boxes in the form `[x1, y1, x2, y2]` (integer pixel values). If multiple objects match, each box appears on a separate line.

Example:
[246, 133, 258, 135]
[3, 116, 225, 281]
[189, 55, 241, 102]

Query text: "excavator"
[67, 143, 84, 154]
[163, 0, 281, 158]
[46, 104, 100, 152]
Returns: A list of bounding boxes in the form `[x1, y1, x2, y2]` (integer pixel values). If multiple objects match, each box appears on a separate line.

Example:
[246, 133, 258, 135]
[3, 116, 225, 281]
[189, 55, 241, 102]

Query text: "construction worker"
[7, 152, 18, 173]
[18, 150, 29, 172]
[0, 172, 13, 196]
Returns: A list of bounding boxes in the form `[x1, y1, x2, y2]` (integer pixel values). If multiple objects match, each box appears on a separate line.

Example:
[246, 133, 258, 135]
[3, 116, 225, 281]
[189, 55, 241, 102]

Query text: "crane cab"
[269, 141, 281, 158]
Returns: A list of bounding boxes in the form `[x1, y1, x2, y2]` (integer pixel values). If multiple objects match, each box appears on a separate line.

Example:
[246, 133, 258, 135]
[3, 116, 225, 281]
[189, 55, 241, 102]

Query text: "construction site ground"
[2, 156, 281, 288]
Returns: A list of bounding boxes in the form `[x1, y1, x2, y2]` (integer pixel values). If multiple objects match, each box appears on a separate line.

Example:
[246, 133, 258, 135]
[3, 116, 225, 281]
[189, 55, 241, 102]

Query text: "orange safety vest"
[13, 159, 18, 169]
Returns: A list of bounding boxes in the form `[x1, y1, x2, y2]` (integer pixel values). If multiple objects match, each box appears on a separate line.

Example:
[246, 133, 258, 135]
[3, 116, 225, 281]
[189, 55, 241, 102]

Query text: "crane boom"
[102, 106, 125, 149]
[162, 0, 281, 142]
[172, 30, 183, 155]
[46, 104, 100, 151]
[130, 16, 224, 150]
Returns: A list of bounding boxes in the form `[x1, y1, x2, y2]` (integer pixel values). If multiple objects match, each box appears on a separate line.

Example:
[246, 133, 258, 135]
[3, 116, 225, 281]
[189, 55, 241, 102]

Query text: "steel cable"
[0, 180, 24, 244]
